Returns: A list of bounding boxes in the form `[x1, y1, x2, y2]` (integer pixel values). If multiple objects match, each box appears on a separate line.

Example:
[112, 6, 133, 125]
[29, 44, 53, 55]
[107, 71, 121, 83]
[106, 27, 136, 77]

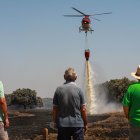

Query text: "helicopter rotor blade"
[91, 17, 101, 21]
[64, 15, 84, 17]
[91, 12, 112, 16]
[72, 7, 86, 16]
[93, 18, 101, 21]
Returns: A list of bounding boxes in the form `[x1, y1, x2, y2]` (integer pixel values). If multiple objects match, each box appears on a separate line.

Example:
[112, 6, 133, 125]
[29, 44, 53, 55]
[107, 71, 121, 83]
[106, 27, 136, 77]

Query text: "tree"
[5, 94, 12, 106]
[102, 77, 135, 102]
[36, 97, 43, 108]
[11, 88, 38, 109]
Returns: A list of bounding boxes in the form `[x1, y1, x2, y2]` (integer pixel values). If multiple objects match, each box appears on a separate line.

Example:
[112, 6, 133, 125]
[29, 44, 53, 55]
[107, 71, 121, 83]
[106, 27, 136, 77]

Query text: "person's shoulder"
[55, 84, 64, 91]
[128, 82, 140, 89]
[129, 81, 139, 86]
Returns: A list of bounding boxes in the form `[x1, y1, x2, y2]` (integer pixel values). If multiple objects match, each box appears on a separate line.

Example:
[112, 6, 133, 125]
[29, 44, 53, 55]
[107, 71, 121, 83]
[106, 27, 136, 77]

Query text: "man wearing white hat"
[122, 65, 140, 140]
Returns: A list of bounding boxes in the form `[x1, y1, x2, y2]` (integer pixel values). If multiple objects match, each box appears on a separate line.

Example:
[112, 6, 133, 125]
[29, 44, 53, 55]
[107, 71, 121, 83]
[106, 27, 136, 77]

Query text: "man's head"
[131, 65, 140, 80]
[64, 67, 77, 82]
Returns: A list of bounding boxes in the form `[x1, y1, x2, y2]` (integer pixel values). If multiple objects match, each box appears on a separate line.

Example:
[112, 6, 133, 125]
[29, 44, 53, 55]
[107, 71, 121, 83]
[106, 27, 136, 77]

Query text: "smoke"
[84, 61, 122, 115]
[94, 85, 123, 114]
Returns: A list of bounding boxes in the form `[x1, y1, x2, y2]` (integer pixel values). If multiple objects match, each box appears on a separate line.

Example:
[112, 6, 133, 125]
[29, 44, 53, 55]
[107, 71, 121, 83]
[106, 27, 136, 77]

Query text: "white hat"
[131, 65, 140, 80]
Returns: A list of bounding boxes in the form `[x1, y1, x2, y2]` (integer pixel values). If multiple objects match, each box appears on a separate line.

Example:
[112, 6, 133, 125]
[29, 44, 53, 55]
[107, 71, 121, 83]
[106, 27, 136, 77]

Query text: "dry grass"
[8, 110, 129, 140]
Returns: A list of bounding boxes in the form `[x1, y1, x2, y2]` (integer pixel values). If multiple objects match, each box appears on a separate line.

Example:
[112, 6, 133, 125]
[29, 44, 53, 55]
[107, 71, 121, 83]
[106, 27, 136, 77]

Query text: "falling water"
[84, 60, 97, 114]
[83, 34, 122, 115]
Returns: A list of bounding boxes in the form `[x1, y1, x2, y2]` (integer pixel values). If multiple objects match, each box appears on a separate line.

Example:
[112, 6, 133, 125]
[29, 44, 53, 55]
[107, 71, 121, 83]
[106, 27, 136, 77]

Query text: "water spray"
[83, 33, 97, 114]
[84, 52, 97, 114]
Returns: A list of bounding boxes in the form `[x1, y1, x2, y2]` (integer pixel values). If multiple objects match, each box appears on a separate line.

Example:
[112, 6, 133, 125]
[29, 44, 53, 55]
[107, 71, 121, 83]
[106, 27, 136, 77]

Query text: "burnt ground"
[8, 109, 129, 140]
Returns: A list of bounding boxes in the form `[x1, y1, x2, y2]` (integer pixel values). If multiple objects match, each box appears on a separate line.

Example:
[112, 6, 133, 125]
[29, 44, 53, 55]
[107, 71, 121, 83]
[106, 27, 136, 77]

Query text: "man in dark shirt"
[53, 67, 88, 140]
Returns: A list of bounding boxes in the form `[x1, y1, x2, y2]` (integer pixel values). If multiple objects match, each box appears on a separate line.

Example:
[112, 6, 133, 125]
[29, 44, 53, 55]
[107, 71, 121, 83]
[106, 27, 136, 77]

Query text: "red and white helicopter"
[64, 7, 112, 35]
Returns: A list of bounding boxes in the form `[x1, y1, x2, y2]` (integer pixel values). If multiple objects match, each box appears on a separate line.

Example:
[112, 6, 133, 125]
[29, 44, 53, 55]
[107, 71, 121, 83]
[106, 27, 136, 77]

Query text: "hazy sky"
[0, 0, 140, 98]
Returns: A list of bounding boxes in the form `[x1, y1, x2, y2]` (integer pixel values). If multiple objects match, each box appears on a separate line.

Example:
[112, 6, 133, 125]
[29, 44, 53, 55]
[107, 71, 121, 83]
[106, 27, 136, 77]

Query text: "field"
[8, 109, 129, 140]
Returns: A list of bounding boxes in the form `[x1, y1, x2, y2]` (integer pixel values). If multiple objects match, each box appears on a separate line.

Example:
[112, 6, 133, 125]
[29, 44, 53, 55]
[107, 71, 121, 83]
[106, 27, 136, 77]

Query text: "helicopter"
[64, 7, 112, 35]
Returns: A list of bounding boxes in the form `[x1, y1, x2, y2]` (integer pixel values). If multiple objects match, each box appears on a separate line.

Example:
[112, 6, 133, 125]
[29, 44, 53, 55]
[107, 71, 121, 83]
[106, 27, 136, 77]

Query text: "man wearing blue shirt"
[53, 68, 88, 140]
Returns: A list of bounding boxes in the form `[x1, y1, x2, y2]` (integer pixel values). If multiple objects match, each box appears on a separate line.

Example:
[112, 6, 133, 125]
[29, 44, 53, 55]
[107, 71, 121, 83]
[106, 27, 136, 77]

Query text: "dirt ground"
[8, 109, 129, 140]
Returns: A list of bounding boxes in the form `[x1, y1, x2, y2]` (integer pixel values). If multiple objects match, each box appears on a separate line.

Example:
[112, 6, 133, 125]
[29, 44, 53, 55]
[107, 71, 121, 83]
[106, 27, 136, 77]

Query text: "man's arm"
[0, 97, 9, 128]
[52, 105, 59, 128]
[123, 106, 129, 119]
[81, 105, 88, 133]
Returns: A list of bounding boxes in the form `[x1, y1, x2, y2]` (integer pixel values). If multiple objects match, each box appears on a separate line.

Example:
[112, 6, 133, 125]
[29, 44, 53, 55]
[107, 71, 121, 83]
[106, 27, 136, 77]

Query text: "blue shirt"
[53, 81, 85, 127]
[0, 81, 5, 121]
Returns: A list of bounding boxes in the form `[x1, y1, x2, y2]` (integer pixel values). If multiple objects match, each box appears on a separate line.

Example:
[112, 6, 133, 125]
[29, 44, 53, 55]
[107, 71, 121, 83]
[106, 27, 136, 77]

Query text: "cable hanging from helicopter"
[64, 7, 112, 36]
